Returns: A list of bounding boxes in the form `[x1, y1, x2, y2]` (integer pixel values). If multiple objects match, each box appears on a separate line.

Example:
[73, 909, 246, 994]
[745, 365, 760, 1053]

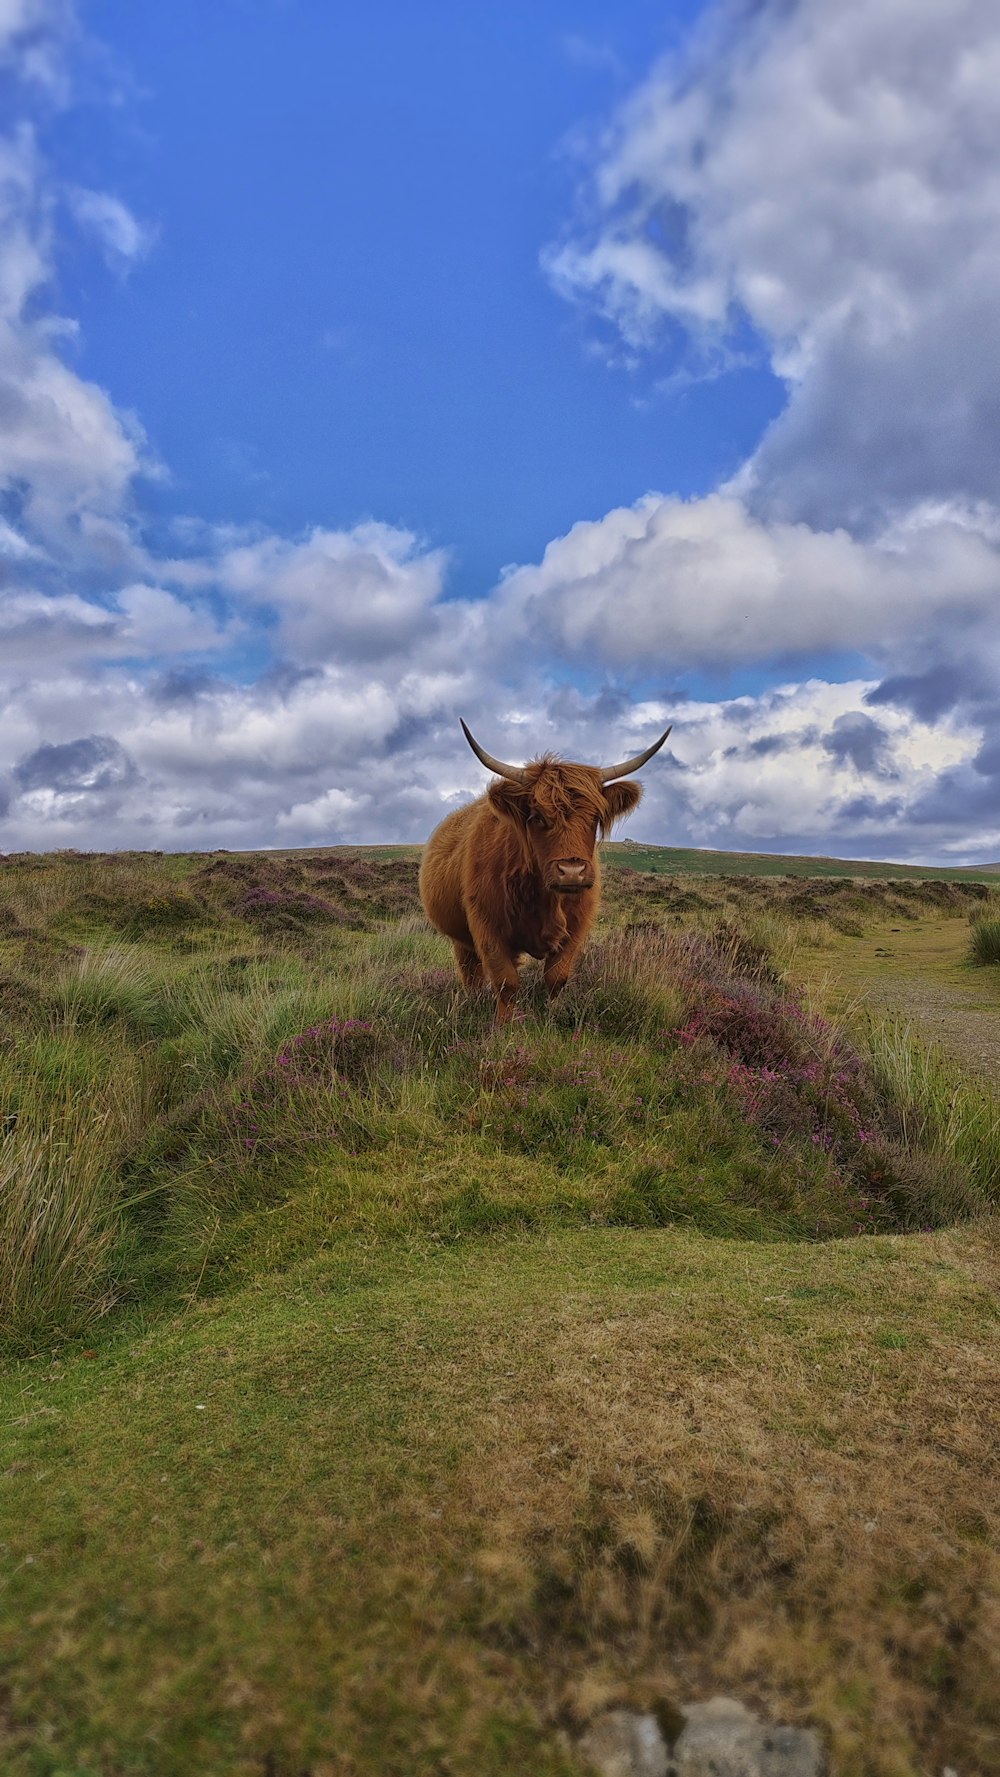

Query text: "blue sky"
[52, 0, 781, 595]
[1, 0, 999, 860]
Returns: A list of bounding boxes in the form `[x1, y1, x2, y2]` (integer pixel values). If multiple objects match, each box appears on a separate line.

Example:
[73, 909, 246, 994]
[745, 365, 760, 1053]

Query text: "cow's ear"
[488, 779, 530, 823]
[602, 780, 642, 831]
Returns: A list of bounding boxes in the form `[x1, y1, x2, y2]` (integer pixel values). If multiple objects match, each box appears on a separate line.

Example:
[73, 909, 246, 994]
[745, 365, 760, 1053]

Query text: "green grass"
[969, 915, 1000, 965]
[2, 1226, 997, 1777]
[1, 846, 999, 1775]
[862, 1013, 1000, 1211]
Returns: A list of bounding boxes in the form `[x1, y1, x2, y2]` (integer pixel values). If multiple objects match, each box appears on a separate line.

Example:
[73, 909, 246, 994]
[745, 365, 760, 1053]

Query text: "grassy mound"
[1, 891, 995, 1357]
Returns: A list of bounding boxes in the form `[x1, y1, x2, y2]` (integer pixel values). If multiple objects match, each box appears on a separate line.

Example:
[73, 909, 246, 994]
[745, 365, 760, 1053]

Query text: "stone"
[577, 1708, 670, 1777]
[671, 1697, 824, 1777]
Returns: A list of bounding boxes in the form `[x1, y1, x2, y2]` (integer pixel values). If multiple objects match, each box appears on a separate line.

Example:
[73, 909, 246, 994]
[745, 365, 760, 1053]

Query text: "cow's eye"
[527, 811, 550, 829]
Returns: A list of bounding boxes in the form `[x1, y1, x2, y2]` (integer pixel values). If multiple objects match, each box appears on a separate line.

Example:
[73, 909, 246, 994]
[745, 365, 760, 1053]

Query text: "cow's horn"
[599, 726, 672, 783]
[460, 719, 529, 783]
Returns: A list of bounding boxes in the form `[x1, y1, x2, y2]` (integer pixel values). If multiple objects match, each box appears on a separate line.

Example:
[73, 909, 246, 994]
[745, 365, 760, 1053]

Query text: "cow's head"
[461, 719, 672, 894]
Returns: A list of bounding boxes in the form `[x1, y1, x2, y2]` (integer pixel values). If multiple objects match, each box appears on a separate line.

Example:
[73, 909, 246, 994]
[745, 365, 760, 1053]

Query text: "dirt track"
[802, 916, 1000, 1087]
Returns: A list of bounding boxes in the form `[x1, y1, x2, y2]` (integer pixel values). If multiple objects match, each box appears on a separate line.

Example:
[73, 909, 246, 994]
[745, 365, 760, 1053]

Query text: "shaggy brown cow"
[419, 719, 671, 1020]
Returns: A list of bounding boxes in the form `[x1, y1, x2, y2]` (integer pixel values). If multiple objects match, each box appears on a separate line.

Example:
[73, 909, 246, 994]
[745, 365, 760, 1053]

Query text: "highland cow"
[419, 719, 671, 1020]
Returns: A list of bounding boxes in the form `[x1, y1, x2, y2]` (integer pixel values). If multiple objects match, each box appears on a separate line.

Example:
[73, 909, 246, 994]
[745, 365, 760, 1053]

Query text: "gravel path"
[858, 972, 1000, 1085]
[804, 918, 1000, 1088]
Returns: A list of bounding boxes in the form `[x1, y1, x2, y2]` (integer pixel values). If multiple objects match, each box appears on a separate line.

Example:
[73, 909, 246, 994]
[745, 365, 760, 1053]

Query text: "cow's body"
[420, 729, 670, 1019]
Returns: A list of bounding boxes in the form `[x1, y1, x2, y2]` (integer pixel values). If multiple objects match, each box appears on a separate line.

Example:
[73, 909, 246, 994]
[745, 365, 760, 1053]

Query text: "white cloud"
[0, 125, 147, 542]
[0, 0, 73, 93]
[496, 491, 1000, 674]
[0, 659, 987, 861]
[530, 0, 1000, 855]
[0, 126, 49, 320]
[211, 523, 450, 665]
[275, 785, 369, 836]
[0, 582, 236, 664]
[68, 187, 154, 270]
[547, 0, 1000, 533]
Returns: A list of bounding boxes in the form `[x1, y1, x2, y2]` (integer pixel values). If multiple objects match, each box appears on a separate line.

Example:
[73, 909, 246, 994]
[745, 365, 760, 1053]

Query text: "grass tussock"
[968, 913, 1000, 966]
[862, 1013, 1000, 1216]
[0, 1033, 161, 1344]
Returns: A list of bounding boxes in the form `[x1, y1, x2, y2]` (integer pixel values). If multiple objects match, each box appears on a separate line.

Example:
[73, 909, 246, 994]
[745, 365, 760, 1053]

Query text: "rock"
[671, 1697, 824, 1777]
[576, 1698, 823, 1777]
[577, 1708, 670, 1777]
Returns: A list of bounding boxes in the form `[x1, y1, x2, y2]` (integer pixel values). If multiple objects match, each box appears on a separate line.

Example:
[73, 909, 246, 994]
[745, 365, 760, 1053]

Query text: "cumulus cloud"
[0, 658, 985, 860]
[532, 0, 1000, 855]
[547, 0, 1000, 532]
[0, 582, 237, 663]
[496, 492, 1000, 674]
[210, 523, 450, 666]
[13, 730, 137, 793]
[0, 0, 997, 865]
[822, 712, 896, 778]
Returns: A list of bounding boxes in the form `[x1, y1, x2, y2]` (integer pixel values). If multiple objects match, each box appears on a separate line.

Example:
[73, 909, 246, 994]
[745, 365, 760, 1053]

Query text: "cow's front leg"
[543, 926, 587, 1000]
[468, 920, 521, 1021]
[453, 940, 485, 991]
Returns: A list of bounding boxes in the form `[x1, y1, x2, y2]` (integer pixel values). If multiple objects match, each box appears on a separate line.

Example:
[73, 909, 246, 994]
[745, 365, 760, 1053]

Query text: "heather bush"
[236, 885, 349, 931]
[193, 850, 422, 931]
[81, 888, 207, 937]
[225, 1015, 415, 1168]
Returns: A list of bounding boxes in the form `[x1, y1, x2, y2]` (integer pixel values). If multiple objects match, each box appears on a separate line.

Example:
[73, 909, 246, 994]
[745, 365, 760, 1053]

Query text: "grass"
[861, 1013, 1000, 1215]
[969, 915, 1000, 966]
[2, 1227, 997, 1776]
[605, 839, 1000, 882]
[0, 846, 998, 1774]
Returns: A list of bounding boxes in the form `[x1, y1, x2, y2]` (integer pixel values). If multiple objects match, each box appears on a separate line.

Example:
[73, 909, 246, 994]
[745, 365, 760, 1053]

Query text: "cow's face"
[488, 763, 641, 893]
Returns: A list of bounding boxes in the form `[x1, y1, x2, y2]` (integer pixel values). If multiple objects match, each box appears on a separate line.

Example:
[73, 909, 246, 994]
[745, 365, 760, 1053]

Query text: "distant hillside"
[603, 840, 1000, 883]
[261, 841, 999, 882]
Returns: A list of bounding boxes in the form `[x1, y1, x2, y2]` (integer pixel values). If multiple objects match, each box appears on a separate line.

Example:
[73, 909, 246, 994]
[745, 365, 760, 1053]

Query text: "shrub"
[225, 1015, 415, 1166]
[236, 886, 348, 931]
[80, 889, 207, 937]
[0, 1036, 160, 1352]
[857, 1141, 978, 1230]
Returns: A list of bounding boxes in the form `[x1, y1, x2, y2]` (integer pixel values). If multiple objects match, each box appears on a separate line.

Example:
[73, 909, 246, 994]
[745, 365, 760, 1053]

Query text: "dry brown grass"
[427, 1226, 1000, 1777]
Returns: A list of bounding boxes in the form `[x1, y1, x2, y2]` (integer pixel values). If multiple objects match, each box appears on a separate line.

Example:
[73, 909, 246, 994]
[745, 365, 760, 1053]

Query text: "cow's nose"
[555, 858, 588, 882]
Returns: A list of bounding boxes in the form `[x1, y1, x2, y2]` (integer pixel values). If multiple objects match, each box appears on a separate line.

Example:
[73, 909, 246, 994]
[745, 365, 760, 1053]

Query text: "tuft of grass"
[968, 915, 1000, 966]
[861, 1013, 1000, 1213]
[53, 943, 188, 1039]
[0, 1035, 163, 1349]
